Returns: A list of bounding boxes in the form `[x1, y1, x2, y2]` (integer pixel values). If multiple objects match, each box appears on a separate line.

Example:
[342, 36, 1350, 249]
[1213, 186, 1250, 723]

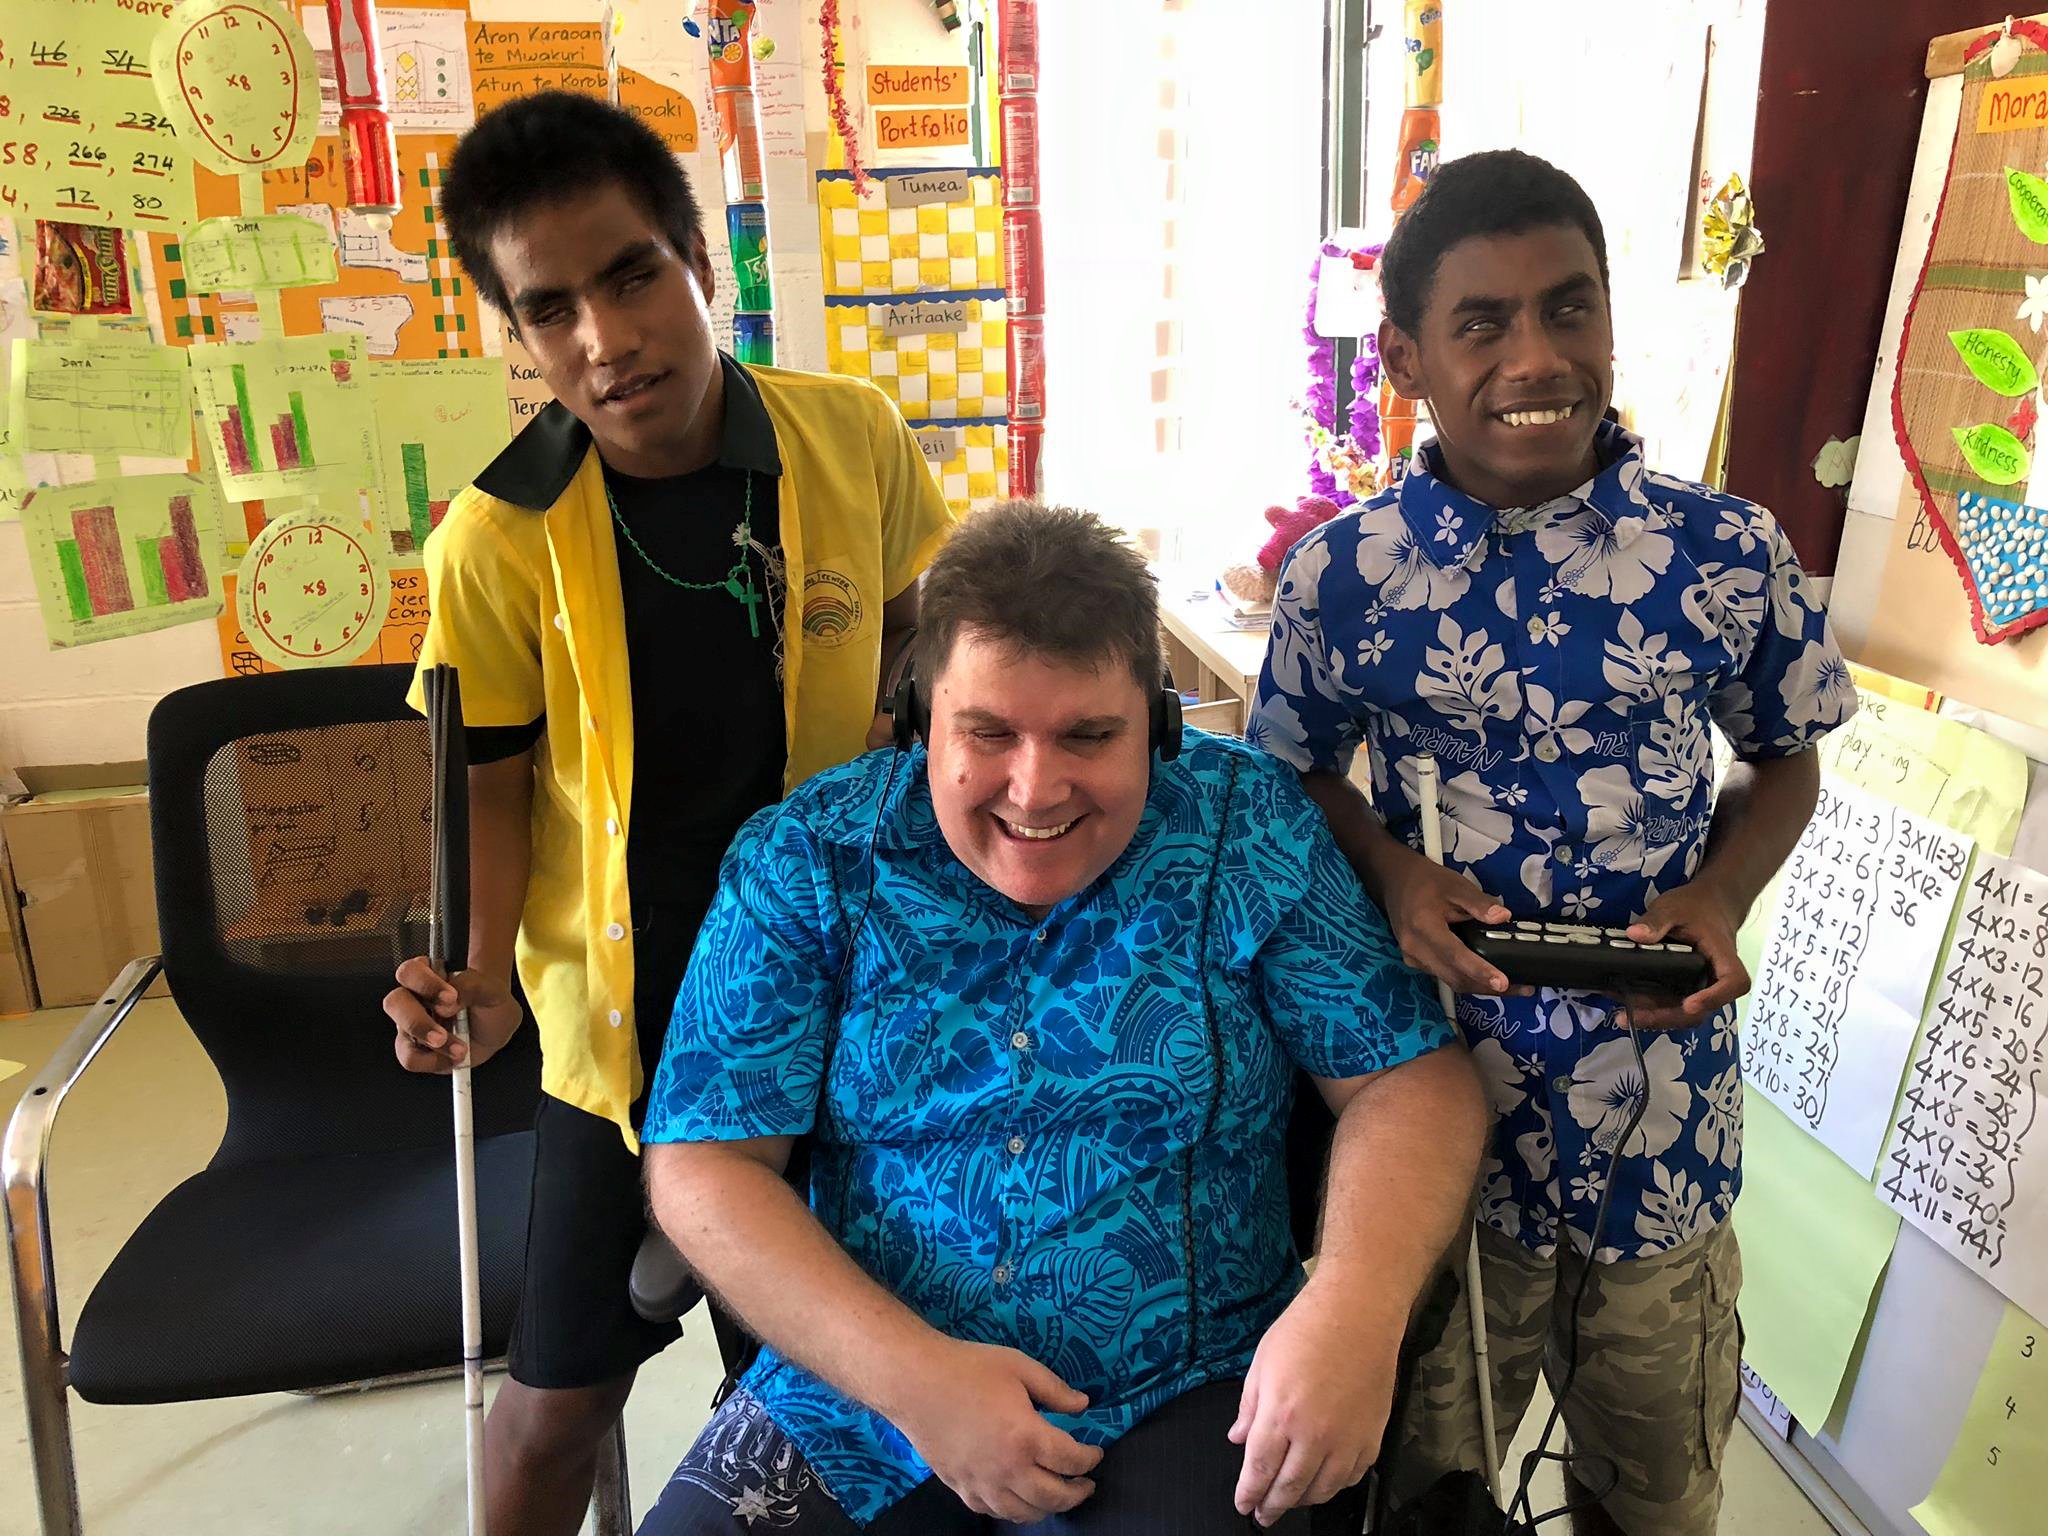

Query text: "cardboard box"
[0, 824, 35, 1015]
[1, 763, 165, 1010]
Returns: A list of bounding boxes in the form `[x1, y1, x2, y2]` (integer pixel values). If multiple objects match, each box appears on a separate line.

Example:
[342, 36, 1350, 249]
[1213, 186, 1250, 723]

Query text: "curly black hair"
[439, 90, 705, 316]
[1379, 149, 1608, 334]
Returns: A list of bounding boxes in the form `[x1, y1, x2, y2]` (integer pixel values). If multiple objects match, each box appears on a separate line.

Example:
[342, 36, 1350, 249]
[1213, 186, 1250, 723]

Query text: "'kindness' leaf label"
[1953, 422, 2032, 485]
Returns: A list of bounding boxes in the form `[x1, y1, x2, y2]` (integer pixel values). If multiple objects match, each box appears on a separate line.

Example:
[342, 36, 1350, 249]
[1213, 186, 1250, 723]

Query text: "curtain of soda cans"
[1380, 1, 1442, 471]
[997, 0, 1043, 496]
[708, 2, 776, 365]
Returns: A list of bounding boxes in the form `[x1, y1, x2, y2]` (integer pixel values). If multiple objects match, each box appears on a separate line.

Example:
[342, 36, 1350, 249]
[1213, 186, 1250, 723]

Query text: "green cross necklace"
[606, 470, 765, 638]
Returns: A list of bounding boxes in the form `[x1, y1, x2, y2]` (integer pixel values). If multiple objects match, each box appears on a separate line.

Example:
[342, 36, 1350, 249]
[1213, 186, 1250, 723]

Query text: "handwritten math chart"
[1746, 779, 1971, 1176]
[1879, 853, 2048, 1325]
[0, 0, 198, 228]
[10, 338, 193, 459]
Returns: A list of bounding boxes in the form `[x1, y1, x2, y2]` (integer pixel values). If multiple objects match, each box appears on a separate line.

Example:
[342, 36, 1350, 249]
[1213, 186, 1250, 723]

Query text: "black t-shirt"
[606, 457, 785, 913]
[466, 354, 788, 926]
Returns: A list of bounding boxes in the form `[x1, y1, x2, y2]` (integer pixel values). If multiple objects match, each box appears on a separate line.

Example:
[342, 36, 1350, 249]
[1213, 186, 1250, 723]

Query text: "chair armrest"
[4, 956, 165, 1355]
[628, 1226, 707, 1324]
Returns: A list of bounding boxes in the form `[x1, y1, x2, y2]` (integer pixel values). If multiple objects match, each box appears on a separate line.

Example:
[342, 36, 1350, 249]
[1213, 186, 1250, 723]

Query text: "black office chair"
[0, 666, 612, 1533]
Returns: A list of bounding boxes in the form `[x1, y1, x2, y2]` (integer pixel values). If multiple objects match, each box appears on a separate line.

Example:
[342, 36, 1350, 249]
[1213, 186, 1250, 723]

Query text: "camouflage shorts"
[1387, 1222, 1743, 1536]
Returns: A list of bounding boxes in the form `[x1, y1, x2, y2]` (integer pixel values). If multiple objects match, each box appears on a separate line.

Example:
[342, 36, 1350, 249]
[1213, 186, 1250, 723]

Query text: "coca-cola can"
[1007, 314, 1046, 423]
[1009, 422, 1044, 497]
[998, 0, 1039, 92]
[999, 95, 1038, 207]
[1002, 208, 1043, 315]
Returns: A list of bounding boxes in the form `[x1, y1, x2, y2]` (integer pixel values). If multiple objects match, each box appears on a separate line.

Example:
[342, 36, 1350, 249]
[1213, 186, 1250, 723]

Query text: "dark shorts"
[506, 902, 700, 1390]
[636, 1380, 1352, 1534]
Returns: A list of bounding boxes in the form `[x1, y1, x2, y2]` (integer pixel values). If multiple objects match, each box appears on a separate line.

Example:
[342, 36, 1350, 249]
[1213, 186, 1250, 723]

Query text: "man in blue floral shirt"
[638, 503, 1484, 1533]
[1249, 152, 1856, 1536]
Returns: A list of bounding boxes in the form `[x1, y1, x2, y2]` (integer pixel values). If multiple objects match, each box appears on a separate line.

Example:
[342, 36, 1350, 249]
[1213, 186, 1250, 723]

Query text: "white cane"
[1414, 754, 1503, 1507]
[427, 665, 488, 1536]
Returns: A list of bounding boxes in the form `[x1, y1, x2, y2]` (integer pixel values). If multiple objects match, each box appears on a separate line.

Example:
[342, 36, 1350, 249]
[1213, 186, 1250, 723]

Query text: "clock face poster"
[235, 508, 390, 667]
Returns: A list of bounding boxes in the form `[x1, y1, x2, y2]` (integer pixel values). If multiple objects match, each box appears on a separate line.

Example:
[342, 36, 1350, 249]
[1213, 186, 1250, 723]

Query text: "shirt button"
[1554, 845, 1575, 866]
[553, 613, 566, 632]
[1535, 737, 1562, 764]
[1007, 1134, 1026, 1155]
[1010, 1030, 1031, 1050]
[992, 1264, 1013, 1286]
[606, 922, 626, 941]
[1034, 929, 1048, 944]
[608, 1009, 623, 1028]
[1552, 1075, 1574, 1094]
[605, 817, 620, 836]
[1527, 616, 1544, 641]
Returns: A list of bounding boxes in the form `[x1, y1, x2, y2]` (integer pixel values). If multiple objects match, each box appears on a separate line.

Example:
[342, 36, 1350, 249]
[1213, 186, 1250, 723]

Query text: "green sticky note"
[2008, 166, 2048, 243]
[1952, 422, 2031, 484]
[1911, 1302, 2048, 1536]
[1731, 1096, 1903, 1430]
[1949, 328, 2040, 397]
[1819, 689, 2028, 854]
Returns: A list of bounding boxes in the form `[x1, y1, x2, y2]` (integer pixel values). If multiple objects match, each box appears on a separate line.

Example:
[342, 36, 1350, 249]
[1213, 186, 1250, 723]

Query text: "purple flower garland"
[1302, 239, 1384, 507]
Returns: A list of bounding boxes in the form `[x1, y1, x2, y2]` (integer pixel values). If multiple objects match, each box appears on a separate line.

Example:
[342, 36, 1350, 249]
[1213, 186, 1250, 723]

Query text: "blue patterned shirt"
[1248, 423, 1857, 1263]
[644, 730, 1448, 1523]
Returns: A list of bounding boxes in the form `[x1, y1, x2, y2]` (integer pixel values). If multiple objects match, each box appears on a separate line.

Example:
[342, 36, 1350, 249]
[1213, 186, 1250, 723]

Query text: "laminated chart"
[9, 338, 192, 459]
[188, 332, 376, 503]
[21, 474, 225, 646]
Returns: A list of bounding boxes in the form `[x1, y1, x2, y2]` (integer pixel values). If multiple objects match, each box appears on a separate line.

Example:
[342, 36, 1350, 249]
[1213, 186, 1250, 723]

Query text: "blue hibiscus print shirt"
[1248, 422, 1857, 1263]
[644, 730, 1449, 1525]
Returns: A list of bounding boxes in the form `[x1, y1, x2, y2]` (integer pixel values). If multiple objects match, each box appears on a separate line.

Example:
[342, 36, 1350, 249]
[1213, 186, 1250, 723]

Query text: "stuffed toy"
[1217, 494, 1342, 610]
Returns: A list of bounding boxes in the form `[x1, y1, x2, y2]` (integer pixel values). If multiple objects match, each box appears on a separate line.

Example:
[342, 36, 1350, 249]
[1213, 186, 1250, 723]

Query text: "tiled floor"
[2, 1000, 1832, 1534]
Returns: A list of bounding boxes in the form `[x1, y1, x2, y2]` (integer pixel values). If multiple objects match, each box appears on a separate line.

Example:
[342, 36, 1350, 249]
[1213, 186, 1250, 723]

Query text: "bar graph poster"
[188, 333, 376, 501]
[366, 357, 509, 557]
[20, 474, 226, 647]
[8, 338, 193, 459]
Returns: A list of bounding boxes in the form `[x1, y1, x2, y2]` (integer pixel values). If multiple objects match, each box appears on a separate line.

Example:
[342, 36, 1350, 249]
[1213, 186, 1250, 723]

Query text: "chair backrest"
[147, 666, 540, 1167]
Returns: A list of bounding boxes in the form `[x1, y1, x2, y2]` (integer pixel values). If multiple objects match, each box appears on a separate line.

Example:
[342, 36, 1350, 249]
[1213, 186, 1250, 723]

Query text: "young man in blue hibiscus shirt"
[1249, 151, 1857, 1536]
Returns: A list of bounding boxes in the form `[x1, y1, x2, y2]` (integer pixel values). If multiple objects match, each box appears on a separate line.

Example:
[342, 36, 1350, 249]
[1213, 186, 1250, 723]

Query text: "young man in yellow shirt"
[380, 92, 953, 1535]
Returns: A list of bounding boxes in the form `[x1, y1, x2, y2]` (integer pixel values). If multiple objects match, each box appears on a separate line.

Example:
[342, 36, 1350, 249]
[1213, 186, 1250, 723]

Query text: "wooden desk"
[1156, 575, 1271, 736]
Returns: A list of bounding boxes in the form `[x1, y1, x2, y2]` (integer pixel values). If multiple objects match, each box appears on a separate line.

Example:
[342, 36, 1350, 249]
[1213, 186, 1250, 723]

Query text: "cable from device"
[1501, 1002, 1647, 1534]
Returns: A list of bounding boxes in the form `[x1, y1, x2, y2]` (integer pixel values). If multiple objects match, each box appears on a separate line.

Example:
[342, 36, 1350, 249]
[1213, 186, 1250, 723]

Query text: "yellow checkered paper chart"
[828, 298, 1010, 422]
[818, 172, 1005, 296]
[915, 423, 1010, 514]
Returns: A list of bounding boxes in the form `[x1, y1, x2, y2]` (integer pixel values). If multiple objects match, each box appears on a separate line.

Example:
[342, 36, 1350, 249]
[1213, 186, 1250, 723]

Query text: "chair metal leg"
[4, 956, 162, 1536]
[591, 1419, 631, 1536]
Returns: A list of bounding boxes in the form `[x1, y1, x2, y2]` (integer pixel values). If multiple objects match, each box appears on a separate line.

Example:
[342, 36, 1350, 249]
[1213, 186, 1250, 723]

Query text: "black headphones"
[890, 660, 1183, 761]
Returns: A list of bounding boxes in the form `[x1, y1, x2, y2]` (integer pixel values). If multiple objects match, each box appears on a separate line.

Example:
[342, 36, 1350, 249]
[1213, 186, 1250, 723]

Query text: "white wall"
[1368, 0, 1767, 483]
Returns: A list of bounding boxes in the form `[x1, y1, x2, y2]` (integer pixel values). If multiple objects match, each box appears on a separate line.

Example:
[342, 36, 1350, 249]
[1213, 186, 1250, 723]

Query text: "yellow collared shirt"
[412, 360, 953, 1147]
